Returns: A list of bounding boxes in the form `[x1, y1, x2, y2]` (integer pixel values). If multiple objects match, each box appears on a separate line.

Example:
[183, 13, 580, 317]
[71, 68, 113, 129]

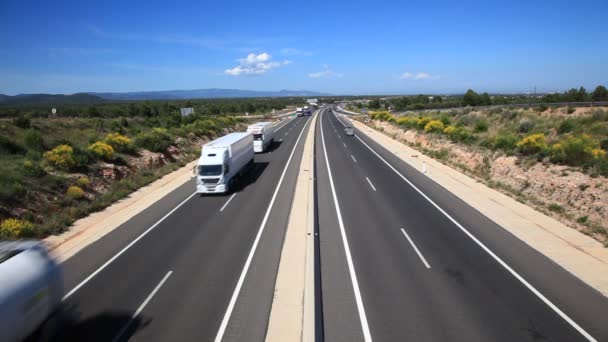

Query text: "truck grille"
[202, 178, 220, 184]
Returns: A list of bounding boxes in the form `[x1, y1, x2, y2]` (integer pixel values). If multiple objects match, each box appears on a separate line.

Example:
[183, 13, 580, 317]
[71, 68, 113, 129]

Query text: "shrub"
[76, 176, 91, 187]
[24, 130, 45, 151]
[577, 216, 589, 223]
[548, 203, 564, 213]
[0, 136, 26, 155]
[424, 120, 444, 133]
[88, 141, 114, 160]
[439, 115, 451, 126]
[0, 218, 35, 239]
[66, 185, 85, 200]
[567, 106, 576, 114]
[493, 134, 518, 151]
[105, 133, 133, 153]
[395, 117, 410, 127]
[370, 111, 393, 121]
[13, 116, 31, 129]
[135, 128, 173, 152]
[443, 126, 456, 135]
[550, 135, 602, 166]
[387, 115, 397, 123]
[416, 117, 432, 130]
[43, 144, 75, 170]
[446, 126, 475, 143]
[536, 104, 548, 112]
[518, 119, 535, 133]
[517, 134, 547, 155]
[474, 120, 489, 132]
[22, 160, 46, 177]
[558, 119, 576, 134]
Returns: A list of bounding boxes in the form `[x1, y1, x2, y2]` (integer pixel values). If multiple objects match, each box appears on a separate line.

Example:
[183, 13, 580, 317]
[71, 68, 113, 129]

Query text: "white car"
[0, 241, 63, 341]
[344, 127, 355, 136]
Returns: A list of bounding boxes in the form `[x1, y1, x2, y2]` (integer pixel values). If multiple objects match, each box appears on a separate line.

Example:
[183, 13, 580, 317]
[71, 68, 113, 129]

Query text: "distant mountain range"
[90, 88, 331, 100]
[0, 89, 331, 105]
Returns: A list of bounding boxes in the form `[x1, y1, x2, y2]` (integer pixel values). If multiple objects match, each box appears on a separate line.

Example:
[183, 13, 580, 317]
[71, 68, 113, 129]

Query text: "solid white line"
[400, 228, 431, 269]
[320, 109, 372, 341]
[351, 155, 357, 163]
[214, 112, 313, 342]
[353, 134, 597, 342]
[220, 193, 236, 212]
[63, 192, 196, 301]
[365, 177, 376, 192]
[343, 142, 347, 148]
[112, 271, 173, 342]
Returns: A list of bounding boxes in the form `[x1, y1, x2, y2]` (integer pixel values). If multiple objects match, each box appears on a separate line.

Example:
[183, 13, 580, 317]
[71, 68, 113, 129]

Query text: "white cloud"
[280, 48, 313, 56]
[224, 53, 291, 76]
[400, 71, 439, 80]
[308, 65, 342, 78]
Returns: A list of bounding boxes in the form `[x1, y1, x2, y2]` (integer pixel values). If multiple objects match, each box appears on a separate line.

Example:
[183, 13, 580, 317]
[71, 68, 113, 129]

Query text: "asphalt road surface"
[47, 106, 608, 342]
[54, 115, 311, 342]
[315, 106, 608, 342]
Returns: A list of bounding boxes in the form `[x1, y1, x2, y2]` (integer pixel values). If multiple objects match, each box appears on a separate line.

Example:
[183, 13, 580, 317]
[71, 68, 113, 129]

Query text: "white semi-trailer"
[197, 132, 254, 194]
[247, 122, 275, 153]
[296, 107, 304, 117]
[0, 241, 63, 341]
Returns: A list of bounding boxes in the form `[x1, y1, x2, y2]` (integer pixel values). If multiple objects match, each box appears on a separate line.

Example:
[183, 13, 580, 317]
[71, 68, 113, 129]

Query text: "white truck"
[247, 122, 275, 153]
[296, 107, 304, 117]
[197, 132, 254, 194]
[0, 241, 63, 341]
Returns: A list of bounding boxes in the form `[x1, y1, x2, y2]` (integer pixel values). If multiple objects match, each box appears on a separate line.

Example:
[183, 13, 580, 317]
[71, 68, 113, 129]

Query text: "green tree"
[463, 89, 480, 106]
[576, 86, 588, 102]
[368, 99, 381, 109]
[592, 85, 608, 101]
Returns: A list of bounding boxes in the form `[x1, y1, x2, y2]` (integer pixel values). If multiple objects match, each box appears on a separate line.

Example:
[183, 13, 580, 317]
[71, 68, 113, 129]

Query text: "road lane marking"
[63, 192, 196, 301]
[112, 271, 173, 342]
[351, 155, 357, 163]
[365, 177, 376, 191]
[215, 112, 313, 342]
[274, 118, 294, 132]
[353, 134, 597, 342]
[220, 193, 236, 212]
[400, 228, 431, 269]
[320, 109, 372, 342]
[343, 142, 347, 148]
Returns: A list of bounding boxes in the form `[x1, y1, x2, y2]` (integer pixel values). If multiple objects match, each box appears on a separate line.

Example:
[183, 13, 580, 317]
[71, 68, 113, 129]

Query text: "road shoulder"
[45, 160, 197, 262]
[349, 116, 608, 297]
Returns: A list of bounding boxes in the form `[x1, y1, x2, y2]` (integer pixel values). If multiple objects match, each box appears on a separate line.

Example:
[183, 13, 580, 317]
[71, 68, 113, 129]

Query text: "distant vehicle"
[247, 122, 275, 153]
[0, 241, 63, 342]
[296, 107, 304, 117]
[197, 132, 254, 194]
[344, 127, 355, 136]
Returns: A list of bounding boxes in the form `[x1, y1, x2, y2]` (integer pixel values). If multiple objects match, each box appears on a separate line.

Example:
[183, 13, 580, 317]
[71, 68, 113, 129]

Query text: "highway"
[53, 115, 312, 342]
[315, 107, 608, 341]
[46, 106, 608, 342]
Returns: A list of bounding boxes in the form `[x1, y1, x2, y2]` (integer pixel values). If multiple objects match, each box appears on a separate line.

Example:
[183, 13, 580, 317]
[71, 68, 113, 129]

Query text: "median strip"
[265, 112, 318, 342]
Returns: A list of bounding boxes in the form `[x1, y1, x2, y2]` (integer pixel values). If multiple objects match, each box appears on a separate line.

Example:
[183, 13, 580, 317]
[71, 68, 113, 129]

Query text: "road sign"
[51, 108, 57, 115]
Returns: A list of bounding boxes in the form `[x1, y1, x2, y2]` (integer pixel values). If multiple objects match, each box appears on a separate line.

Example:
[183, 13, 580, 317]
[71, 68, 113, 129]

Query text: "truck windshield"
[198, 165, 223, 176]
[253, 133, 263, 141]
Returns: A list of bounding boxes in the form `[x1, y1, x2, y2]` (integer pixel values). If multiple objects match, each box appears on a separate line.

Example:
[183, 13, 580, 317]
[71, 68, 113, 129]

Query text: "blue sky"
[1, 0, 607, 95]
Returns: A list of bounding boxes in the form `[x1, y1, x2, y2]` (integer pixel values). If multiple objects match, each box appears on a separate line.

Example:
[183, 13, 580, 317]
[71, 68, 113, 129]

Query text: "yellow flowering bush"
[66, 185, 85, 200]
[43, 144, 75, 170]
[88, 141, 114, 160]
[105, 133, 132, 152]
[424, 120, 445, 133]
[0, 218, 35, 239]
[517, 133, 547, 155]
